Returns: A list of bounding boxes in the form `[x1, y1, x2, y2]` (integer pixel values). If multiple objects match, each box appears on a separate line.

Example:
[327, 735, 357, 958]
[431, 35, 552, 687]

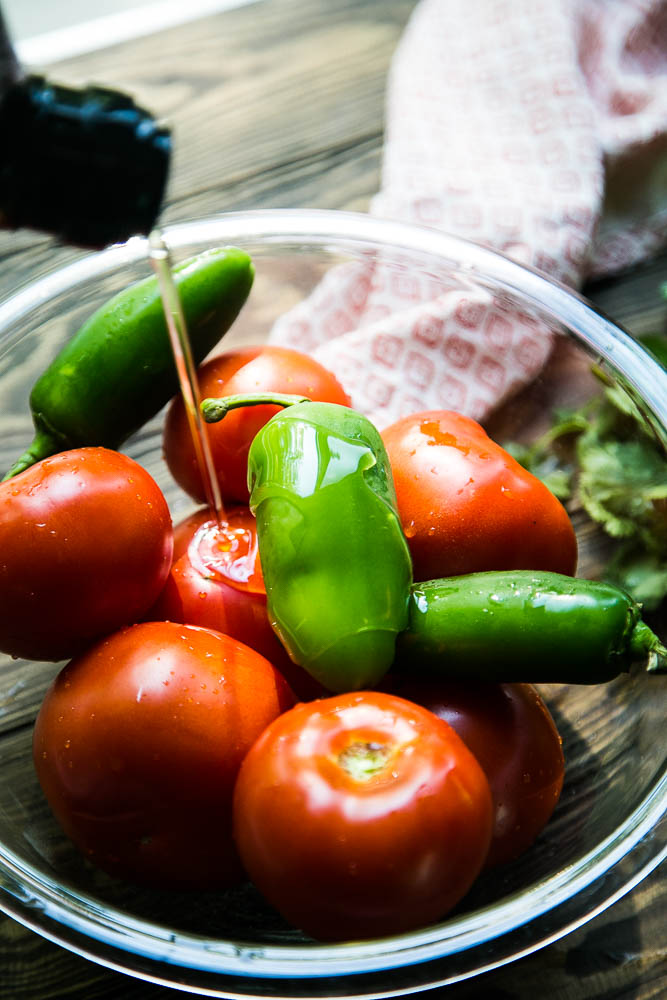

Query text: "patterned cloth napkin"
[269, 0, 667, 427]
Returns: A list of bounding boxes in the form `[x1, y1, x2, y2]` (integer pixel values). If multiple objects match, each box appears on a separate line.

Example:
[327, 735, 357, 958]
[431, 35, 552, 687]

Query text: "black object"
[0, 9, 171, 249]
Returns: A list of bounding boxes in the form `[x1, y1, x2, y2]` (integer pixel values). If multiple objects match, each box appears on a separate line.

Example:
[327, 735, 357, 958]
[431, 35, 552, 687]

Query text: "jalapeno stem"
[3, 428, 62, 481]
[631, 620, 667, 673]
[201, 392, 311, 423]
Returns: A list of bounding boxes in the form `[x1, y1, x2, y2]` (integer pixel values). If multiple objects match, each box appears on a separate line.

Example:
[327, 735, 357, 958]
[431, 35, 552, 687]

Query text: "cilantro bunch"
[507, 334, 667, 611]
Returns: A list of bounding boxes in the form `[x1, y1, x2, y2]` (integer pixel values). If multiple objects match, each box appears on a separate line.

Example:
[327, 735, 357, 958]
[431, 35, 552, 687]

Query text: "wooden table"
[0, 0, 665, 996]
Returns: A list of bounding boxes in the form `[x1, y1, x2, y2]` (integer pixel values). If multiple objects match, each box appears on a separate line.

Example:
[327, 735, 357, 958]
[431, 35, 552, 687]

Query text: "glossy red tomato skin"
[233, 691, 493, 941]
[150, 507, 326, 701]
[150, 507, 270, 651]
[33, 621, 295, 889]
[171, 506, 219, 562]
[0, 447, 173, 662]
[381, 410, 578, 581]
[385, 677, 564, 867]
[163, 346, 351, 504]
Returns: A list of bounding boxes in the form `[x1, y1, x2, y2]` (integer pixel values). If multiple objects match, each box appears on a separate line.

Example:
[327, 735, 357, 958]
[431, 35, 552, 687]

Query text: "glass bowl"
[0, 209, 665, 997]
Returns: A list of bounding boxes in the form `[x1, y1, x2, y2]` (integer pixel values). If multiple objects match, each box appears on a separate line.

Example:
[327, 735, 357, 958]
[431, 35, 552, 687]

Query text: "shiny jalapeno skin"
[247, 401, 413, 692]
[396, 570, 666, 683]
[4, 247, 254, 480]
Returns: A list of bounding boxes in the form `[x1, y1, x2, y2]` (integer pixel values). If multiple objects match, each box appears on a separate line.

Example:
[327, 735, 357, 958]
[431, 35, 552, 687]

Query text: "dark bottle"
[0, 8, 171, 249]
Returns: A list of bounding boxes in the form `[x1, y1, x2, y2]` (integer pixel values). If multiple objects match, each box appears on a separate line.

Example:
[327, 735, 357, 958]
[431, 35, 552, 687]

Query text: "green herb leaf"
[638, 333, 667, 370]
[577, 430, 667, 547]
[603, 544, 667, 611]
[503, 327, 667, 609]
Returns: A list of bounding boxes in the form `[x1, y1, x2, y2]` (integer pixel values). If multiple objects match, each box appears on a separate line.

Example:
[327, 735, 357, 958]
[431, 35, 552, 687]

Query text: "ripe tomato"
[233, 691, 493, 941]
[0, 448, 173, 662]
[150, 506, 268, 643]
[149, 506, 325, 701]
[33, 621, 295, 888]
[163, 346, 351, 504]
[385, 678, 564, 867]
[381, 410, 578, 581]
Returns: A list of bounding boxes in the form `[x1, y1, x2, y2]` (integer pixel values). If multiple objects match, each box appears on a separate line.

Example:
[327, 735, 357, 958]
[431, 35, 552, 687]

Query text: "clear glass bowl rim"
[0, 209, 665, 992]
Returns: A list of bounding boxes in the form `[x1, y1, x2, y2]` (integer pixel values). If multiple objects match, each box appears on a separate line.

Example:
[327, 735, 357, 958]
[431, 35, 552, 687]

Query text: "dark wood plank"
[585, 251, 667, 338]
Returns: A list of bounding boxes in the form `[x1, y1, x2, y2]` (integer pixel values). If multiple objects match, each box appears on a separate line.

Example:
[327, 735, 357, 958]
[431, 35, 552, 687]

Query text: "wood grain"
[0, 0, 417, 301]
[0, 0, 665, 997]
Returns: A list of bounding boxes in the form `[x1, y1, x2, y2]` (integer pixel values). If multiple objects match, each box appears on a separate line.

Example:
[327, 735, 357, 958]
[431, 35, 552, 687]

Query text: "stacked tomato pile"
[2, 346, 571, 942]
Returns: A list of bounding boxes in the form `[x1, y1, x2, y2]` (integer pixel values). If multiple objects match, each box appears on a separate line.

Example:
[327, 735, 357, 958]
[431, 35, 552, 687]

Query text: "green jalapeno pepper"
[4, 247, 254, 480]
[397, 570, 666, 683]
[202, 395, 413, 692]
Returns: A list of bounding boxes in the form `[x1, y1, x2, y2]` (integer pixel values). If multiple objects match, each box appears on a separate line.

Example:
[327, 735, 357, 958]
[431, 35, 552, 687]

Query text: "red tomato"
[33, 621, 295, 888]
[151, 507, 268, 642]
[381, 410, 578, 581]
[384, 678, 564, 867]
[233, 691, 493, 941]
[163, 346, 351, 504]
[0, 448, 173, 662]
[149, 506, 325, 701]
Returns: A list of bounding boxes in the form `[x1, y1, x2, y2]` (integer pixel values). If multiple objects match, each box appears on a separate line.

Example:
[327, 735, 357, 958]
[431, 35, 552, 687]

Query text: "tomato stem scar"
[338, 741, 391, 781]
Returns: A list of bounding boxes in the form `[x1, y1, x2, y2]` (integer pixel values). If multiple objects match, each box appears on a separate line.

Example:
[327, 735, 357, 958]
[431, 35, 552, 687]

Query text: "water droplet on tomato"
[188, 518, 264, 594]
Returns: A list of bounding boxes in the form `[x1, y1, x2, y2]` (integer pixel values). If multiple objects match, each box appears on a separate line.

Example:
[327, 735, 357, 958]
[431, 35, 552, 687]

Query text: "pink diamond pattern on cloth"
[269, 0, 667, 428]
